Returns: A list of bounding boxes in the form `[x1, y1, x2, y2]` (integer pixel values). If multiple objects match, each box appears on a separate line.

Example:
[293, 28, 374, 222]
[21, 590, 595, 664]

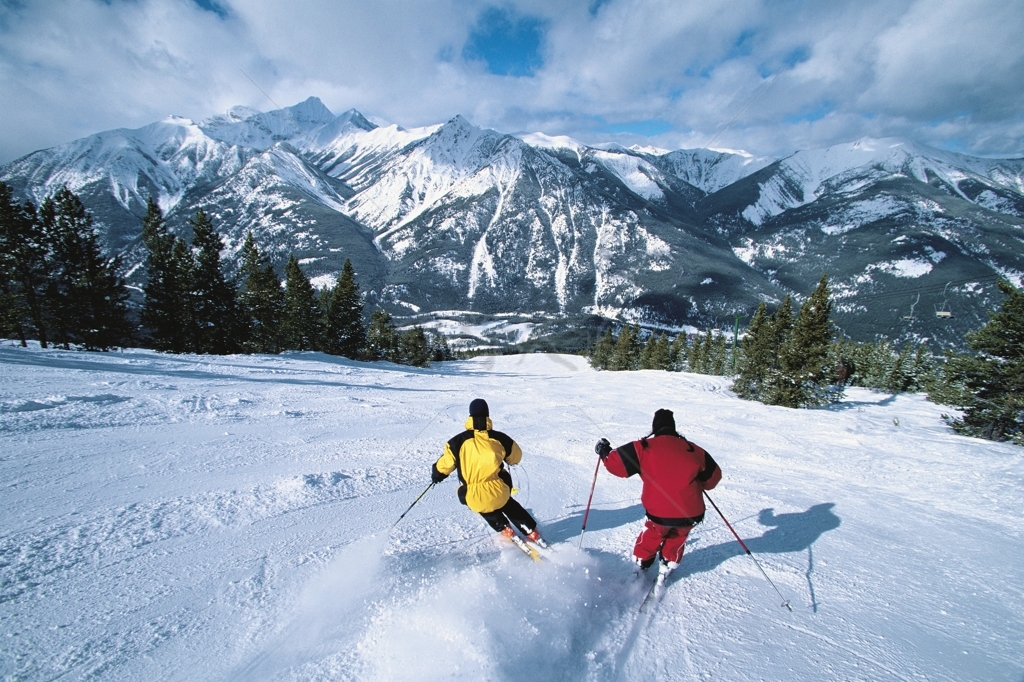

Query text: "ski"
[502, 529, 542, 561]
[638, 568, 673, 612]
[638, 576, 664, 612]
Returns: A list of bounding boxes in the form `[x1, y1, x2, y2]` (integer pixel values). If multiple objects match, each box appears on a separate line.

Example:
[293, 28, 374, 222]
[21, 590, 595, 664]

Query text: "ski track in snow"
[1, 344, 1022, 681]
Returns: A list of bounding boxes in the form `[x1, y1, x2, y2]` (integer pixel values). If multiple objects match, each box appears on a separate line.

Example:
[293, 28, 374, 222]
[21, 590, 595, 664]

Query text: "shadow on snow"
[676, 503, 842, 578]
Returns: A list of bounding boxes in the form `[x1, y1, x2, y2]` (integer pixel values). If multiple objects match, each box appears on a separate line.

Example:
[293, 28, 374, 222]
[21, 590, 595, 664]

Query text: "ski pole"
[392, 482, 434, 530]
[578, 458, 602, 550]
[704, 491, 793, 611]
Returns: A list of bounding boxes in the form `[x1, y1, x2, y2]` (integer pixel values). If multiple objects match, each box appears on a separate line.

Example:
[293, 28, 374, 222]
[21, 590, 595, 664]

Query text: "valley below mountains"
[3, 97, 1023, 349]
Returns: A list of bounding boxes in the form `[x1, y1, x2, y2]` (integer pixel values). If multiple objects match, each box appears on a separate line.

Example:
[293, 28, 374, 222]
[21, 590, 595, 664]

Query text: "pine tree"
[188, 209, 238, 354]
[778, 275, 838, 407]
[733, 302, 772, 399]
[786, 272, 835, 403]
[609, 324, 641, 371]
[710, 332, 729, 375]
[141, 199, 192, 352]
[429, 330, 455, 362]
[0, 183, 48, 347]
[321, 259, 366, 359]
[639, 333, 658, 369]
[399, 326, 431, 367]
[589, 327, 615, 369]
[39, 188, 131, 350]
[761, 296, 794, 405]
[365, 308, 399, 361]
[689, 329, 714, 374]
[238, 232, 285, 354]
[933, 279, 1024, 443]
[639, 332, 671, 370]
[669, 332, 689, 371]
[281, 255, 320, 351]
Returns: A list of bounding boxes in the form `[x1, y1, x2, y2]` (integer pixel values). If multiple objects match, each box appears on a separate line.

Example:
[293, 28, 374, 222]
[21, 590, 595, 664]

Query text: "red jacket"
[602, 433, 721, 526]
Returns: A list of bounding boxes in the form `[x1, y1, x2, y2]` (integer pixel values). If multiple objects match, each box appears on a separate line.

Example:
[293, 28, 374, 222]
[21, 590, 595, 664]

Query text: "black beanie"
[469, 398, 489, 417]
[652, 408, 676, 435]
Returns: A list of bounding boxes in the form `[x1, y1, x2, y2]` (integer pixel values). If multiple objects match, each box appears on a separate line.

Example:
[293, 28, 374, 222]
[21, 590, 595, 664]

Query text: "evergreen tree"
[669, 333, 689, 371]
[641, 332, 672, 370]
[609, 324, 641, 371]
[281, 255, 320, 351]
[429, 330, 455, 362]
[188, 209, 238, 354]
[777, 275, 838, 407]
[238, 232, 285, 354]
[321, 259, 366, 358]
[398, 326, 431, 367]
[932, 279, 1024, 443]
[734, 281, 841, 407]
[141, 199, 192, 352]
[39, 188, 131, 350]
[907, 343, 936, 393]
[835, 338, 934, 394]
[733, 302, 772, 399]
[0, 183, 48, 347]
[689, 329, 714, 374]
[639, 333, 658, 370]
[589, 327, 615, 369]
[760, 296, 794, 405]
[710, 332, 729, 375]
[365, 308, 399, 361]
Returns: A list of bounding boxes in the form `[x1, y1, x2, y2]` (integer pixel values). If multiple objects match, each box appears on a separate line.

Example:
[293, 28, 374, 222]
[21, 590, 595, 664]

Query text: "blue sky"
[462, 7, 547, 77]
[1, 0, 1023, 164]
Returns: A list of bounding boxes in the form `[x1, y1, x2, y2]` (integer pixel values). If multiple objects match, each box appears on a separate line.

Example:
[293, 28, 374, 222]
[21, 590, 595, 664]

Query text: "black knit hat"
[652, 408, 676, 435]
[469, 398, 489, 417]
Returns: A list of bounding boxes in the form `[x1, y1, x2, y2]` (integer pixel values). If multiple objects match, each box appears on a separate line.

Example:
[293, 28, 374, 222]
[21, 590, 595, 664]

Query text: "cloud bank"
[2, 0, 1023, 164]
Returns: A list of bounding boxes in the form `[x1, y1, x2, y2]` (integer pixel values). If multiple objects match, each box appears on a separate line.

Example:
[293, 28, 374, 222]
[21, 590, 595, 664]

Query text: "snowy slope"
[1, 344, 1021, 681]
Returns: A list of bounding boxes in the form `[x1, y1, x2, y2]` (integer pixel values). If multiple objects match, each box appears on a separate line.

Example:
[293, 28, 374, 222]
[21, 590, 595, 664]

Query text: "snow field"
[1, 344, 1022, 681]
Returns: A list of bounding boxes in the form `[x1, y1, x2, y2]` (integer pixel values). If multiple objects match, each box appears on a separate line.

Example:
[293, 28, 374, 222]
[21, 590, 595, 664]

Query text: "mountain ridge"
[3, 97, 1022, 347]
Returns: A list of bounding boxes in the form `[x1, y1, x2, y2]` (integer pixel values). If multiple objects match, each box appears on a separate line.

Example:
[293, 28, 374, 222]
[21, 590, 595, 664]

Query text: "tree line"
[589, 273, 1023, 445]
[589, 324, 734, 375]
[0, 184, 132, 350]
[0, 183, 455, 366]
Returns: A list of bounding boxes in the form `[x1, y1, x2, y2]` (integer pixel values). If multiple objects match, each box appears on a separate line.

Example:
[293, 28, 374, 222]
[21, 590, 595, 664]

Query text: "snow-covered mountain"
[725, 138, 1024, 227]
[697, 138, 1024, 345]
[3, 99, 1023, 345]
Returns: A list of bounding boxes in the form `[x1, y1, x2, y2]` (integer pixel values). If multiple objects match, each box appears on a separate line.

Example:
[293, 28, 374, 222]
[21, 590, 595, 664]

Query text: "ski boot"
[525, 528, 548, 549]
[632, 554, 656, 579]
[656, 559, 679, 586]
[500, 527, 540, 560]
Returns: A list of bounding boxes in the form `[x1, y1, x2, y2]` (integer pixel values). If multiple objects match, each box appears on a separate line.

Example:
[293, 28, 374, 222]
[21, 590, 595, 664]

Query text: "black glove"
[431, 463, 447, 484]
[595, 438, 612, 459]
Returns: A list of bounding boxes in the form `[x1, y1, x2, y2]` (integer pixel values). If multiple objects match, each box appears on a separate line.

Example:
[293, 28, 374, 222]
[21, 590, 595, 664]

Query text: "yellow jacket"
[433, 416, 523, 513]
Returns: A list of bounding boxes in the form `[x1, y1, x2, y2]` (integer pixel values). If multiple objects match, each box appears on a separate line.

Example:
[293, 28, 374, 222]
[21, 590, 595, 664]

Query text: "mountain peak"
[336, 108, 377, 132]
[441, 114, 477, 133]
[285, 97, 335, 125]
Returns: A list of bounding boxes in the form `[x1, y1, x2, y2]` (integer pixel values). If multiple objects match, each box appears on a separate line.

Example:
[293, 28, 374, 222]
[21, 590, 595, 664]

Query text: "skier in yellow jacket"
[432, 399, 548, 551]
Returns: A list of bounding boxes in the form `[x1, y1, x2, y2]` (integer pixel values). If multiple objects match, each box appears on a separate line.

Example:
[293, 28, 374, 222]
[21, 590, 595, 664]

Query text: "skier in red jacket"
[595, 408, 721, 583]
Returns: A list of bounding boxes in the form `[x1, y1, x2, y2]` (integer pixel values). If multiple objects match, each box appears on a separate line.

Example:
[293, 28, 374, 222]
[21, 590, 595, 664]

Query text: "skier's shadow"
[678, 503, 841, 578]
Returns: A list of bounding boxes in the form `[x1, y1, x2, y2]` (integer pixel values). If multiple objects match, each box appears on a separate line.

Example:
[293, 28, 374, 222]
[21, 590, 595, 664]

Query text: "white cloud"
[1, 0, 1023, 165]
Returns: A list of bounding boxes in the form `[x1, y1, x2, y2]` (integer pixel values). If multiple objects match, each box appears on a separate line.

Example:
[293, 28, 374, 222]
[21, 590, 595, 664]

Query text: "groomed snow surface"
[1, 345, 1021, 681]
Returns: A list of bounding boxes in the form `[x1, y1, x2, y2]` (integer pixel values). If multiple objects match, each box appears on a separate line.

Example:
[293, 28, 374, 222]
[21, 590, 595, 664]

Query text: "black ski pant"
[480, 497, 537, 534]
